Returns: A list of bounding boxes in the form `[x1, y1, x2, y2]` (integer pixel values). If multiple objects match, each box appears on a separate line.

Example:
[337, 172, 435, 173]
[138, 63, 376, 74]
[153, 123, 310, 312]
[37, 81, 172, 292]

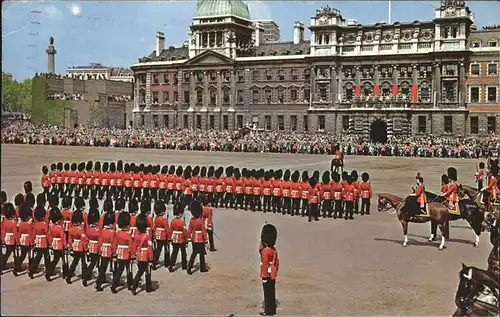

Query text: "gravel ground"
[0, 144, 491, 316]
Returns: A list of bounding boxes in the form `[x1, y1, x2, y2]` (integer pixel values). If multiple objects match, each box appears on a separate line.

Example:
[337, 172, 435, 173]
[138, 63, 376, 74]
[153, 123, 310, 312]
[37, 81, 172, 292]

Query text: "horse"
[453, 263, 499, 316]
[377, 193, 450, 250]
[459, 184, 499, 230]
[330, 157, 343, 174]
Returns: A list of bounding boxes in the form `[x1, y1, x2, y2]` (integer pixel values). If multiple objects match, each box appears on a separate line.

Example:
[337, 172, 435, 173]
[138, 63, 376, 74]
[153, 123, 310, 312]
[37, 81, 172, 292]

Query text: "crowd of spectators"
[2, 120, 499, 159]
[108, 94, 133, 102]
[49, 92, 86, 101]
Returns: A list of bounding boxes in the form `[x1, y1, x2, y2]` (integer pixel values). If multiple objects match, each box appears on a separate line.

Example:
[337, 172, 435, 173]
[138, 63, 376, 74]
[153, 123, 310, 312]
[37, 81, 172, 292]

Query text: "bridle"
[377, 196, 402, 214]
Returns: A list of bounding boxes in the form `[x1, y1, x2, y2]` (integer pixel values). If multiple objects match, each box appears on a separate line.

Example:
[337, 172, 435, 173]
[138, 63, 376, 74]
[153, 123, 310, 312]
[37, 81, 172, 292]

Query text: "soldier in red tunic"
[214, 167, 225, 208]
[442, 168, 458, 214]
[141, 165, 152, 200]
[85, 208, 102, 286]
[191, 166, 200, 201]
[272, 170, 283, 214]
[83, 161, 93, 199]
[187, 200, 208, 275]
[46, 207, 67, 280]
[14, 203, 33, 276]
[111, 212, 134, 293]
[132, 164, 143, 200]
[29, 205, 50, 279]
[320, 171, 332, 218]
[290, 171, 301, 216]
[359, 172, 372, 215]
[151, 165, 161, 201]
[131, 214, 154, 294]
[259, 223, 279, 316]
[343, 175, 355, 220]
[174, 166, 184, 205]
[308, 177, 320, 222]
[62, 163, 71, 197]
[351, 170, 360, 214]
[129, 199, 139, 238]
[253, 169, 264, 212]
[41, 165, 51, 201]
[440, 174, 449, 196]
[202, 202, 216, 252]
[331, 172, 343, 219]
[168, 203, 188, 272]
[152, 200, 170, 269]
[67, 163, 78, 197]
[108, 162, 117, 199]
[75, 162, 86, 198]
[243, 169, 253, 211]
[94, 211, 115, 291]
[49, 163, 57, 196]
[476, 162, 485, 191]
[483, 159, 499, 210]
[66, 210, 88, 285]
[182, 166, 193, 209]
[55, 162, 64, 197]
[99, 162, 109, 200]
[198, 166, 208, 205]
[262, 171, 273, 213]
[281, 170, 292, 215]
[205, 166, 215, 207]
[224, 166, 235, 209]
[91, 161, 102, 199]
[158, 165, 168, 202]
[166, 165, 176, 204]
[234, 168, 245, 210]
[115, 160, 124, 199]
[300, 171, 310, 217]
[1, 203, 17, 274]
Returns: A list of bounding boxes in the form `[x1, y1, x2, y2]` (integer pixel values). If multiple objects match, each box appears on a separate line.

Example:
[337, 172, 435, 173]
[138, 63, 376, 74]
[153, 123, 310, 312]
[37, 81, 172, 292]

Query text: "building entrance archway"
[370, 119, 388, 143]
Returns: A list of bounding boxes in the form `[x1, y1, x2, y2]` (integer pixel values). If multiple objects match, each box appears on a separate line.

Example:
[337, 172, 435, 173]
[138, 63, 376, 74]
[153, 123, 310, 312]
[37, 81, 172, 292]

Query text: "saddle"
[446, 201, 461, 215]
[403, 195, 430, 217]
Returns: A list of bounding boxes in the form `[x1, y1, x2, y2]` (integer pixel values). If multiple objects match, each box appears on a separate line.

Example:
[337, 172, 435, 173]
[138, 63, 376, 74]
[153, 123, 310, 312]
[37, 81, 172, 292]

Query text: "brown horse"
[377, 193, 450, 250]
[330, 158, 344, 174]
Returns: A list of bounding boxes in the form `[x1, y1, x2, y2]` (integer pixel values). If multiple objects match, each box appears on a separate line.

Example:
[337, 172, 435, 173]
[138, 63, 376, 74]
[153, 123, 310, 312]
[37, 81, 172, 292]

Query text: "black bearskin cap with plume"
[225, 166, 234, 177]
[261, 223, 277, 247]
[479, 162, 485, 169]
[362, 172, 370, 182]
[89, 198, 99, 209]
[274, 169, 283, 180]
[309, 177, 318, 188]
[64, 163, 70, 171]
[312, 170, 320, 181]
[62, 196, 72, 208]
[42, 165, 49, 174]
[190, 199, 203, 218]
[57, 162, 63, 171]
[14, 193, 24, 207]
[192, 166, 200, 177]
[78, 162, 85, 172]
[102, 162, 109, 173]
[124, 163, 130, 173]
[48, 194, 58, 207]
[291, 170, 300, 182]
[332, 171, 341, 183]
[234, 168, 241, 179]
[351, 170, 358, 181]
[447, 167, 457, 182]
[176, 166, 183, 176]
[110, 162, 116, 173]
[117, 212, 131, 229]
[302, 171, 309, 182]
[117, 160, 123, 172]
[154, 200, 166, 216]
[71, 163, 77, 171]
[441, 174, 449, 184]
[283, 170, 291, 182]
[74, 197, 85, 209]
[215, 167, 224, 178]
[264, 171, 271, 181]
[161, 165, 168, 174]
[24, 181, 33, 194]
[208, 166, 215, 177]
[94, 161, 101, 172]
[115, 198, 126, 211]
[36, 193, 46, 207]
[168, 165, 176, 174]
[140, 199, 151, 215]
[103, 198, 114, 213]
[341, 171, 348, 181]
[322, 171, 331, 184]
[51, 163, 57, 171]
[183, 166, 192, 179]
[200, 166, 207, 177]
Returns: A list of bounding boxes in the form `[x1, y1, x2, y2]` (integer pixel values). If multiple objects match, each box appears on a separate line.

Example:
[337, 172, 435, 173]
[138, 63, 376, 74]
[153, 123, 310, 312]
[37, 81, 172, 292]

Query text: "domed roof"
[196, 0, 250, 20]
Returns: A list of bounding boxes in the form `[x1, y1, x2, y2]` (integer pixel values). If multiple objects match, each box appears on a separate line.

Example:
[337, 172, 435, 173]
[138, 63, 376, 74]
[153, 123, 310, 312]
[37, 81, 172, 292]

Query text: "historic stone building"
[130, 0, 499, 141]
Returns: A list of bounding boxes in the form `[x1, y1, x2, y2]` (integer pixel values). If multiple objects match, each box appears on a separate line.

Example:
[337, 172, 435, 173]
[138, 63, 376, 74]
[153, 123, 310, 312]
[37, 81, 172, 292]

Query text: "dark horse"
[453, 263, 499, 316]
[377, 193, 449, 250]
[330, 157, 344, 174]
[459, 184, 499, 232]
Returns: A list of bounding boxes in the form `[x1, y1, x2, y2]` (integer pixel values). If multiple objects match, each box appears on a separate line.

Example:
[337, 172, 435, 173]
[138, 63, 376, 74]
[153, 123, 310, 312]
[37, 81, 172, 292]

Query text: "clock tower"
[433, 0, 474, 52]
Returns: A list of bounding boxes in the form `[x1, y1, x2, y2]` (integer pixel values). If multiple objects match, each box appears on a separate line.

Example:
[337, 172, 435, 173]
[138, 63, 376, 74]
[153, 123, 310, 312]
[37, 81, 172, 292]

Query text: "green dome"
[196, 0, 251, 20]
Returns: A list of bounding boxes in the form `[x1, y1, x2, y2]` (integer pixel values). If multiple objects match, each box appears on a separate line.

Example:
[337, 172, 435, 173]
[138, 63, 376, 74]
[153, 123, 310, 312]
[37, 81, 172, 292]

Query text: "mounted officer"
[413, 174, 428, 216]
[441, 167, 459, 214]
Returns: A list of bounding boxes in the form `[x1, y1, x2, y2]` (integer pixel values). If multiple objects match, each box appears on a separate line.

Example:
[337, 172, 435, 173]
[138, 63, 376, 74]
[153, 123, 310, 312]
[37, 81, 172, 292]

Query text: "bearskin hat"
[346, 175, 353, 185]
[264, 171, 271, 181]
[134, 165, 141, 174]
[117, 211, 131, 229]
[447, 167, 457, 182]
[25, 193, 35, 208]
[301, 171, 309, 182]
[242, 168, 248, 177]
[252, 169, 258, 178]
[49, 207, 62, 224]
[72, 210, 84, 224]
[283, 170, 291, 182]
[94, 161, 101, 172]
[491, 160, 499, 177]
[64, 163, 70, 171]
[214, 167, 222, 178]
[19, 204, 31, 221]
[322, 171, 331, 184]
[57, 162, 63, 171]
[191, 166, 199, 177]
[117, 160, 123, 172]
[441, 174, 449, 184]
[34, 205, 46, 221]
[225, 166, 234, 177]
[176, 166, 184, 176]
[14, 193, 24, 207]
[101, 162, 108, 173]
[361, 172, 370, 182]
[0, 191, 7, 204]
[71, 163, 77, 171]
[351, 170, 358, 181]
[36, 193, 46, 207]
[154, 200, 166, 216]
[110, 162, 116, 172]
[416, 176, 424, 183]
[269, 169, 275, 177]
[261, 223, 277, 247]
[342, 171, 348, 181]
[309, 177, 318, 188]
[291, 171, 299, 182]
[23, 181, 33, 194]
[3, 203, 15, 219]
[74, 197, 85, 209]
[332, 171, 341, 183]
[273, 169, 282, 180]
[51, 163, 57, 171]
[87, 209, 100, 226]
[259, 169, 265, 179]
[234, 168, 241, 179]
[130, 162, 136, 171]
[312, 170, 320, 181]
[103, 198, 114, 213]
[168, 165, 176, 174]
[155, 165, 161, 174]
[124, 163, 130, 173]
[183, 166, 192, 179]
[190, 199, 203, 219]
[139, 164, 145, 173]
[62, 196, 72, 209]
[115, 198, 125, 211]
[173, 202, 184, 216]
[160, 165, 167, 174]
[479, 162, 485, 169]
[140, 199, 151, 215]
[78, 162, 85, 172]
[208, 166, 215, 177]
[48, 195, 59, 207]
[128, 199, 139, 214]
[86, 161, 93, 171]
[103, 211, 115, 227]
[145, 164, 151, 174]
[42, 165, 49, 175]
[88, 197, 98, 209]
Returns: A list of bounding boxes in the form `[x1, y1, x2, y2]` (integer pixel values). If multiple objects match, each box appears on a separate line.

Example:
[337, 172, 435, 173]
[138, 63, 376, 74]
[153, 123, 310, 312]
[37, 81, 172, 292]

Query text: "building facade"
[253, 19, 280, 43]
[66, 63, 134, 82]
[130, 0, 500, 140]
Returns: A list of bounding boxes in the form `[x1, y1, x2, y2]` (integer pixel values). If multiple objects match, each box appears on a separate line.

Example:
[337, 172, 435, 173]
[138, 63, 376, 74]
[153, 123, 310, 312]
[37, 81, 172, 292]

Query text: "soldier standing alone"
[259, 223, 279, 316]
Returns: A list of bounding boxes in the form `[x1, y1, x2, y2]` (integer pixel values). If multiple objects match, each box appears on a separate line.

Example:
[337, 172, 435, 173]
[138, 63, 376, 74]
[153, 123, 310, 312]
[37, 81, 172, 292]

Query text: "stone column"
[392, 66, 399, 96]
[229, 70, 235, 110]
[310, 67, 315, 106]
[216, 71, 222, 109]
[434, 63, 441, 106]
[203, 71, 209, 110]
[355, 66, 361, 96]
[459, 62, 466, 107]
[337, 66, 342, 102]
[46, 39, 57, 74]
[412, 65, 418, 102]
[330, 66, 337, 107]
[374, 66, 380, 97]
[145, 73, 152, 109]
[189, 72, 195, 110]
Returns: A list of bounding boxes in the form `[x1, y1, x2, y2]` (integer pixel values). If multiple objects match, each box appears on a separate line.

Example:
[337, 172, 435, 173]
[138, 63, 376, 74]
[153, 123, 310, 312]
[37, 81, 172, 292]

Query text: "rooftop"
[195, 0, 250, 20]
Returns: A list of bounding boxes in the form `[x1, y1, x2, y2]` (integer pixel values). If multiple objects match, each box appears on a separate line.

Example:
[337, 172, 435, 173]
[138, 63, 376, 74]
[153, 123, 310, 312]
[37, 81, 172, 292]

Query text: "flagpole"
[388, 0, 392, 24]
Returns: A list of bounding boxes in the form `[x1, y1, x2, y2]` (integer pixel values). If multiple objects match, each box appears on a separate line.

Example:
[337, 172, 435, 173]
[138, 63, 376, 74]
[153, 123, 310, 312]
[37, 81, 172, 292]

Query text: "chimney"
[293, 21, 305, 44]
[156, 32, 165, 57]
[253, 21, 264, 47]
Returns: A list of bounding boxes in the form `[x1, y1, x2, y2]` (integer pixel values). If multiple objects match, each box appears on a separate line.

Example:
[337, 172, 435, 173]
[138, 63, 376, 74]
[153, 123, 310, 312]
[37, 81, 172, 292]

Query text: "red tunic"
[215, 178, 225, 193]
[141, 173, 150, 188]
[68, 225, 87, 252]
[170, 217, 188, 244]
[235, 178, 245, 194]
[244, 178, 253, 195]
[444, 184, 457, 202]
[252, 178, 262, 195]
[308, 187, 320, 204]
[359, 182, 372, 199]
[199, 176, 207, 192]
[352, 181, 360, 198]
[320, 183, 331, 200]
[99, 227, 115, 258]
[300, 182, 311, 200]
[175, 176, 183, 191]
[87, 225, 101, 254]
[149, 174, 158, 188]
[133, 173, 142, 188]
[262, 180, 273, 196]
[116, 172, 124, 187]
[85, 171, 94, 185]
[41, 174, 51, 188]
[49, 171, 57, 185]
[183, 179, 192, 195]
[33, 221, 49, 248]
[202, 206, 213, 230]
[93, 171, 102, 185]
[331, 182, 343, 200]
[61, 208, 72, 232]
[133, 232, 153, 262]
[188, 217, 207, 243]
[70, 171, 78, 185]
[440, 184, 449, 196]
[281, 181, 292, 198]
[290, 182, 302, 199]
[124, 173, 132, 188]
[272, 180, 282, 196]
[114, 230, 133, 260]
[48, 223, 66, 250]
[153, 215, 171, 241]
[191, 176, 199, 192]
[158, 174, 166, 189]
[18, 220, 33, 246]
[1, 218, 18, 246]
[225, 177, 235, 193]
[343, 184, 355, 201]
[260, 246, 279, 280]
[487, 176, 499, 196]
[101, 172, 109, 186]
[166, 174, 175, 190]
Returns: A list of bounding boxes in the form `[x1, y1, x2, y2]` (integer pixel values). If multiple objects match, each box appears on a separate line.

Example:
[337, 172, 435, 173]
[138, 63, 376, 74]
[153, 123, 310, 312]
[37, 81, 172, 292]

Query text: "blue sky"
[2, 0, 499, 80]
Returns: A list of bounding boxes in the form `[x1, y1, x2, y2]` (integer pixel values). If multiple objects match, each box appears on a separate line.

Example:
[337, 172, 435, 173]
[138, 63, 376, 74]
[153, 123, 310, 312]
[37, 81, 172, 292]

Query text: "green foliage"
[1, 74, 32, 111]
[30, 77, 69, 125]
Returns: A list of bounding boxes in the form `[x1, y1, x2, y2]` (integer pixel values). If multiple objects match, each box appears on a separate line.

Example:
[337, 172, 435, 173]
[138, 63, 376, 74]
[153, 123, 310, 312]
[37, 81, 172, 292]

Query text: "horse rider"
[482, 159, 499, 209]
[475, 162, 485, 191]
[413, 174, 428, 216]
[440, 174, 449, 196]
[441, 167, 459, 214]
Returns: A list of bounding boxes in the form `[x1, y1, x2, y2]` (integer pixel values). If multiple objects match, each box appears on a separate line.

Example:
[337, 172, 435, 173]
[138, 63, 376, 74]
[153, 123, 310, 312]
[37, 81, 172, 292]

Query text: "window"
[197, 90, 203, 104]
[488, 87, 497, 102]
[304, 88, 310, 102]
[304, 69, 310, 80]
[489, 40, 498, 47]
[488, 64, 498, 76]
[236, 115, 243, 129]
[265, 89, 272, 103]
[265, 70, 272, 80]
[196, 115, 202, 129]
[183, 114, 188, 129]
[184, 91, 190, 103]
[444, 116, 453, 134]
[163, 73, 169, 84]
[222, 115, 229, 130]
[265, 115, 271, 130]
[278, 70, 285, 80]
[209, 115, 215, 129]
[470, 116, 479, 134]
[173, 73, 178, 85]
[418, 116, 426, 133]
[290, 115, 297, 131]
[163, 91, 169, 104]
[163, 115, 169, 128]
[184, 72, 190, 83]
[420, 86, 430, 102]
[278, 88, 284, 103]
[291, 69, 298, 80]
[210, 72, 217, 82]
[141, 115, 145, 126]
[223, 72, 230, 82]
[470, 64, 480, 76]
[470, 87, 479, 103]
[152, 92, 159, 103]
[342, 116, 350, 132]
[252, 70, 260, 81]
[252, 89, 259, 103]
[152, 74, 159, 85]
[291, 89, 297, 102]
[319, 87, 327, 100]
[196, 72, 203, 82]
[237, 90, 244, 103]
[303, 115, 309, 131]
[472, 41, 481, 48]
[211, 90, 218, 104]
[174, 91, 178, 102]
[488, 117, 496, 133]
[236, 70, 244, 82]
[222, 89, 229, 104]
[153, 115, 159, 128]
[277, 115, 284, 130]
[318, 115, 325, 131]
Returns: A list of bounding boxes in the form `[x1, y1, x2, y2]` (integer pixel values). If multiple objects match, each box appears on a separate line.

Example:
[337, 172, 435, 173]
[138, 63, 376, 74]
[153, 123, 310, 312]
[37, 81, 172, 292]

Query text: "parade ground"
[0, 144, 491, 316]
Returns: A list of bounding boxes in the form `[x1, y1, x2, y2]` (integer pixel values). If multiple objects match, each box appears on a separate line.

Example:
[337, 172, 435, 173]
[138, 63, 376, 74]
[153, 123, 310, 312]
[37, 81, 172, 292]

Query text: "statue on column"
[49, 37, 54, 45]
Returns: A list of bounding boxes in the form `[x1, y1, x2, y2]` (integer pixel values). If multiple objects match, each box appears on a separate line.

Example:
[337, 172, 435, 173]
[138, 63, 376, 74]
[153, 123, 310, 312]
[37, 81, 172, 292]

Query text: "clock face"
[318, 16, 328, 25]
[445, 7, 456, 16]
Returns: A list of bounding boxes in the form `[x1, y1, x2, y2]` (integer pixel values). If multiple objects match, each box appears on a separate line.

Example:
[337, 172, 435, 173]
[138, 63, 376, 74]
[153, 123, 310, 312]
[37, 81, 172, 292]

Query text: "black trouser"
[99, 185, 108, 200]
[478, 181, 483, 191]
[170, 243, 187, 269]
[132, 261, 152, 291]
[183, 194, 192, 209]
[207, 228, 216, 251]
[272, 196, 282, 213]
[308, 203, 319, 221]
[83, 185, 91, 199]
[74, 184, 83, 197]
[57, 183, 64, 196]
[67, 184, 76, 197]
[213, 192, 224, 207]
[133, 187, 142, 200]
[243, 194, 252, 210]
[86, 253, 100, 281]
[67, 251, 87, 281]
[353, 197, 359, 214]
[225, 193, 234, 208]
[43, 186, 51, 201]
[166, 189, 173, 204]
[263, 196, 271, 212]
[345, 201, 354, 219]
[117, 186, 124, 199]
[112, 259, 132, 289]
[188, 243, 206, 272]
[282, 197, 291, 215]
[175, 190, 183, 204]
[30, 247, 50, 276]
[235, 193, 244, 210]
[361, 198, 370, 215]
[334, 200, 343, 218]
[46, 249, 67, 277]
[109, 186, 116, 199]
[322, 199, 332, 217]
[262, 278, 277, 315]
[192, 191, 199, 201]
[301, 199, 309, 216]
[90, 185, 98, 199]
[14, 245, 30, 272]
[159, 188, 166, 201]
[1, 245, 15, 270]
[142, 187, 150, 200]
[153, 240, 170, 268]
[96, 257, 112, 288]
[125, 187, 133, 200]
[253, 195, 262, 211]
[290, 198, 300, 215]
[150, 188, 158, 201]
[206, 192, 213, 207]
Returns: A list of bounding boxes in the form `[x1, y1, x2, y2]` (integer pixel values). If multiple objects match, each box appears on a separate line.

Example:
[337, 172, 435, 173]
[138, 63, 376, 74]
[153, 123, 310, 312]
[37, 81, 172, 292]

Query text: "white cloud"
[42, 3, 63, 20]
[248, 1, 272, 20]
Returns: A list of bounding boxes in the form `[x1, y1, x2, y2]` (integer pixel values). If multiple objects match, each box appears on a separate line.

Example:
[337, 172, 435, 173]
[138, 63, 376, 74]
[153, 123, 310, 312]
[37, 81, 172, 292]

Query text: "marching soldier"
[68, 163, 78, 197]
[262, 171, 273, 213]
[86, 208, 102, 287]
[343, 175, 355, 220]
[351, 170, 360, 214]
[234, 168, 245, 210]
[132, 164, 142, 200]
[49, 163, 58, 196]
[244, 169, 254, 211]
[182, 166, 193, 209]
[140, 199, 154, 241]
[281, 170, 292, 215]
[476, 162, 485, 191]
[442, 168, 459, 214]
[174, 166, 184, 205]
[141, 165, 151, 200]
[320, 171, 332, 218]
[272, 170, 283, 214]
[331, 172, 343, 219]
[300, 171, 310, 217]
[253, 169, 264, 212]
[55, 162, 64, 197]
[14, 194, 25, 219]
[191, 166, 200, 201]
[109, 162, 117, 199]
[110, 212, 134, 293]
[29, 205, 50, 279]
[128, 199, 139, 238]
[202, 201, 216, 252]
[187, 200, 208, 275]
[124, 163, 133, 201]
[482, 159, 499, 209]
[168, 203, 188, 272]
[75, 162, 85, 198]
[158, 165, 168, 202]
[307, 177, 320, 222]
[214, 167, 225, 208]
[224, 166, 235, 209]
[66, 210, 88, 285]
[150, 165, 160, 201]
[84, 161, 93, 199]
[62, 163, 70, 197]
[93, 211, 115, 291]
[24, 180, 33, 201]
[414, 175, 428, 216]
[259, 223, 279, 316]
[14, 203, 33, 276]
[92, 161, 102, 199]
[1, 203, 17, 274]
[290, 171, 301, 216]
[206, 166, 216, 207]
[116, 160, 124, 199]
[359, 172, 372, 215]
[152, 200, 171, 270]
[440, 174, 449, 196]
[199, 166, 208, 205]
[41, 166, 51, 201]
[131, 214, 154, 294]
[61, 197, 72, 241]
[46, 207, 67, 280]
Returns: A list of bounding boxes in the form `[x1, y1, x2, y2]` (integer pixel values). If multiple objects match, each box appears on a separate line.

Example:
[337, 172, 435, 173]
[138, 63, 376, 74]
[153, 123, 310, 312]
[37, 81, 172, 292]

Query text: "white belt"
[172, 231, 182, 234]
[21, 234, 28, 238]
[118, 245, 128, 249]
[74, 239, 81, 243]
[195, 231, 202, 234]
[156, 228, 165, 231]
[53, 237, 61, 241]
[102, 243, 111, 246]
[141, 247, 148, 251]
[36, 235, 46, 238]
[5, 233, 14, 236]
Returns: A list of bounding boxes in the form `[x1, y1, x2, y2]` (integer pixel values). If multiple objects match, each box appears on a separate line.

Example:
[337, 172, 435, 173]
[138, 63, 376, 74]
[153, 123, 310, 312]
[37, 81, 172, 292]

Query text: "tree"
[1, 74, 32, 111]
